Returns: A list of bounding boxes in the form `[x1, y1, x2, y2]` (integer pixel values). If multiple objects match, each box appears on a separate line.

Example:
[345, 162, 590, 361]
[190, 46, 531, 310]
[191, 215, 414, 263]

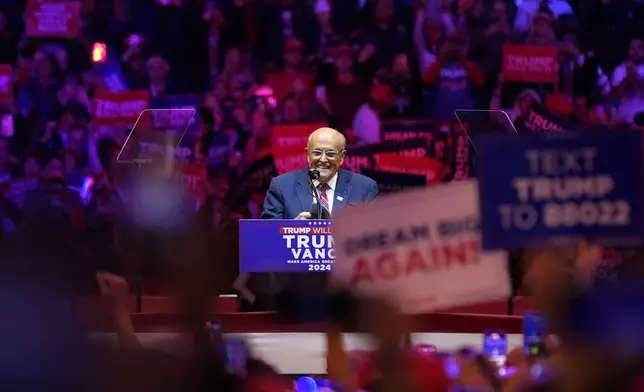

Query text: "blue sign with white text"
[239, 219, 334, 272]
[477, 131, 643, 250]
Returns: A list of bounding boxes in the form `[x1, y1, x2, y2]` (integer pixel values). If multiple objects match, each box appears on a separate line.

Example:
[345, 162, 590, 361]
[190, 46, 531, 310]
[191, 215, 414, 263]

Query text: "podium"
[239, 219, 334, 273]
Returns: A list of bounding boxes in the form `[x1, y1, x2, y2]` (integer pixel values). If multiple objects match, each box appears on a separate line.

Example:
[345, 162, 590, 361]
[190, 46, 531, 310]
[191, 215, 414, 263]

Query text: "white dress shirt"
[313, 171, 338, 212]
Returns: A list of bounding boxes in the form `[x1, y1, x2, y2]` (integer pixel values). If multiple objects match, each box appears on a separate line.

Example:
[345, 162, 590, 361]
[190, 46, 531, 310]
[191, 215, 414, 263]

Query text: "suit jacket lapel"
[334, 169, 351, 211]
[295, 169, 313, 213]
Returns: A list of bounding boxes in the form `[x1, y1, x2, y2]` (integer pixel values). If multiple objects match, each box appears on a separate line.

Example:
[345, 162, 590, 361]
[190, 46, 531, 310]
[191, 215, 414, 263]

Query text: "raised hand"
[96, 271, 128, 307]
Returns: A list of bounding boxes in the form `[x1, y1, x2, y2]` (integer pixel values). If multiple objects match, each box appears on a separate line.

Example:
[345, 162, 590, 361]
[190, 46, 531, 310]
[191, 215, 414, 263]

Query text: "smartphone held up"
[483, 331, 508, 369]
[523, 311, 548, 358]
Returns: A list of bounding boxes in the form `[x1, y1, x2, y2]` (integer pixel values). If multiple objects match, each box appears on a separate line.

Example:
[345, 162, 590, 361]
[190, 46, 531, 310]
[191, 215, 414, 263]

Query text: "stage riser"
[89, 332, 524, 375]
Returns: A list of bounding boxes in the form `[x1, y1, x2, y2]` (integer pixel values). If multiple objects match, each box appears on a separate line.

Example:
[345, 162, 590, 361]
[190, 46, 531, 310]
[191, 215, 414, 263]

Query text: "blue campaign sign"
[239, 219, 334, 273]
[477, 131, 644, 250]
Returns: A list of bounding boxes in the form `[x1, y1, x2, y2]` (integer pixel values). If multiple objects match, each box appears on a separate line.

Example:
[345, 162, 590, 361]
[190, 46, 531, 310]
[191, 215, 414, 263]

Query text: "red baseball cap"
[545, 93, 573, 116]
[353, 350, 450, 392]
[407, 352, 451, 392]
[244, 374, 292, 392]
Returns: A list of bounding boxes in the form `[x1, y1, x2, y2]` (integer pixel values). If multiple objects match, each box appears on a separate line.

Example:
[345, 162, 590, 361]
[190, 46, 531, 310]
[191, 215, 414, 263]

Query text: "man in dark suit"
[261, 127, 379, 220]
[257, 127, 378, 310]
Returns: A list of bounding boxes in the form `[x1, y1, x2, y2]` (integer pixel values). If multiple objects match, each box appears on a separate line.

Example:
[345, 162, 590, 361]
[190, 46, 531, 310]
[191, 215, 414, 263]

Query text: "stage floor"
[90, 332, 523, 374]
[81, 295, 531, 374]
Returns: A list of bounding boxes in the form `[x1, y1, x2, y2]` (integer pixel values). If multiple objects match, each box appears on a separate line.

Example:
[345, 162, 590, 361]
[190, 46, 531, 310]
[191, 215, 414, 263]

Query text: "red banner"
[342, 155, 372, 173]
[271, 123, 326, 150]
[92, 90, 149, 127]
[502, 45, 558, 83]
[272, 144, 373, 175]
[26, 0, 81, 38]
[0, 65, 13, 105]
[374, 154, 443, 184]
[273, 145, 307, 175]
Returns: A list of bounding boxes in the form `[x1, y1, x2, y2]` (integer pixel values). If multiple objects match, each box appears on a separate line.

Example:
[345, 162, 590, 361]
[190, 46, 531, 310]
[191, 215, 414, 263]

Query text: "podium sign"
[239, 219, 334, 272]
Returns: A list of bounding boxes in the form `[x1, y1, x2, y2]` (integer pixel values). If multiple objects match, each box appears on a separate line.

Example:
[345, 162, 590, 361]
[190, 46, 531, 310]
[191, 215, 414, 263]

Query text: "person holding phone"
[422, 31, 485, 122]
[121, 34, 148, 89]
[383, 53, 423, 119]
[264, 37, 315, 113]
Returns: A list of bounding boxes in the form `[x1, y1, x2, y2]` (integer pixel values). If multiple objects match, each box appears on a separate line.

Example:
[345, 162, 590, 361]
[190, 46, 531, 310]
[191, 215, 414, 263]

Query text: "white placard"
[331, 180, 511, 313]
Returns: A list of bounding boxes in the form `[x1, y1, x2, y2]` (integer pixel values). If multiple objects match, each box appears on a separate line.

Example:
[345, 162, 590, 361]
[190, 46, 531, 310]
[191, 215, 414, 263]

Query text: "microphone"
[307, 168, 322, 220]
[308, 168, 320, 182]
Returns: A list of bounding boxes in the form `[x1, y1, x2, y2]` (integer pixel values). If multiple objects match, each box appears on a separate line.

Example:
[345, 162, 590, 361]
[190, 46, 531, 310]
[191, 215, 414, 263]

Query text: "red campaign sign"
[92, 90, 149, 127]
[374, 154, 443, 185]
[451, 133, 471, 181]
[502, 45, 558, 84]
[273, 145, 307, 175]
[272, 144, 370, 175]
[26, 0, 81, 38]
[176, 163, 206, 207]
[0, 65, 12, 104]
[380, 119, 449, 160]
[342, 154, 372, 173]
[271, 123, 326, 150]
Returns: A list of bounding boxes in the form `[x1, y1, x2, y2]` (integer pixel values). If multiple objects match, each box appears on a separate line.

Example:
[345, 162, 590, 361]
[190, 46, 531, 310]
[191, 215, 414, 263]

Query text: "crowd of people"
[1, 0, 644, 390]
[5, 244, 644, 392]
[1, 0, 643, 294]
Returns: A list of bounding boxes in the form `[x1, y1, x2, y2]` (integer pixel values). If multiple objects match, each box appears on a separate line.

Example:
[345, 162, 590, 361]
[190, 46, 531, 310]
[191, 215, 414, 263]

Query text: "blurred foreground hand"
[455, 357, 495, 391]
[96, 272, 140, 349]
[523, 241, 602, 327]
[96, 272, 128, 306]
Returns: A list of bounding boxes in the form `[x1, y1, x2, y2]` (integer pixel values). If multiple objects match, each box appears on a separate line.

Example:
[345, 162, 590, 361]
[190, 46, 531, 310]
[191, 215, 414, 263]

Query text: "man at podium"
[247, 127, 378, 308]
[261, 127, 379, 220]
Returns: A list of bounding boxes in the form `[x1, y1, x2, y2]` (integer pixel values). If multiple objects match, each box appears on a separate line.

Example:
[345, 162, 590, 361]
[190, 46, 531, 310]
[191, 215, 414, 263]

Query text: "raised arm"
[96, 272, 141, 350]
[87, 128, 104, 175]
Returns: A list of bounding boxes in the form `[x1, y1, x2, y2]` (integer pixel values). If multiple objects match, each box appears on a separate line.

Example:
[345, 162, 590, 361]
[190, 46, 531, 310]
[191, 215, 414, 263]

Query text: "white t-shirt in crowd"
[352, 104, 381, 145]
[611, 62, 644, 122]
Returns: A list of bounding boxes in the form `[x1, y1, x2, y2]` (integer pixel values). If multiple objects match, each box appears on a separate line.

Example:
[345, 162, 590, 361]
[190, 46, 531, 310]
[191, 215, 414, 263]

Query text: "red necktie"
[317, 183, 331, 214]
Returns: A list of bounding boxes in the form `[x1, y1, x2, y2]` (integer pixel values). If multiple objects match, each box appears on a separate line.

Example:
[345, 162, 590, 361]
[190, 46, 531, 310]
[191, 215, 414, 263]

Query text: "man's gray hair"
[307, 127, 347, 151]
